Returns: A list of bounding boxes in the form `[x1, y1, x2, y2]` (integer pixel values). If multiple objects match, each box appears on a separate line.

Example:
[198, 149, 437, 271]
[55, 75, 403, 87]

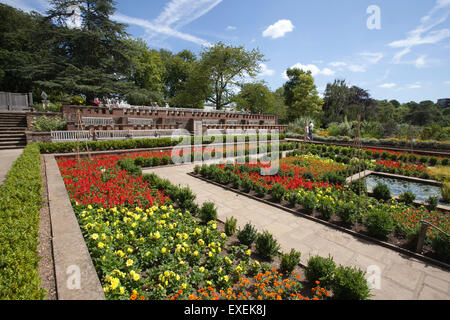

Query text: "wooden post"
[416, 221, 429, 253]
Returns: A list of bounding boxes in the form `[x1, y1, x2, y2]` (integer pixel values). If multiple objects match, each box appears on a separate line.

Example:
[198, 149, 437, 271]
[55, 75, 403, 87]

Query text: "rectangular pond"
[363, 173, 448, 205]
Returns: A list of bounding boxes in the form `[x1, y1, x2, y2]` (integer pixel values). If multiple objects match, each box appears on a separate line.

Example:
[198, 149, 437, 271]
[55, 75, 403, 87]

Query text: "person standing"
[308, 121, 314, 141]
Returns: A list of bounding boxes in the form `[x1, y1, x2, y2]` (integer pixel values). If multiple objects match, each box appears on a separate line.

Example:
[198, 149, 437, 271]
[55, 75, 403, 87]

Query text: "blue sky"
[3, 0, 450, 103]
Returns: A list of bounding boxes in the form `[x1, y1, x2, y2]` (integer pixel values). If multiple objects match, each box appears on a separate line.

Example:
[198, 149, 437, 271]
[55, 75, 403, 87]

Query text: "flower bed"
[56, 153, 372, 300]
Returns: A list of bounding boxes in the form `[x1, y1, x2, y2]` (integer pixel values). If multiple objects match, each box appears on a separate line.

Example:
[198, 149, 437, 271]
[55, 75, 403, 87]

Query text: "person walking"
[304, 124, 310, 141]
[308, 121, 314, 141]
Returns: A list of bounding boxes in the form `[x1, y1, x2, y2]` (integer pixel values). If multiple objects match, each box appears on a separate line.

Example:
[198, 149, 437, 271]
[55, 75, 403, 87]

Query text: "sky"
[2, 0, 450, 103]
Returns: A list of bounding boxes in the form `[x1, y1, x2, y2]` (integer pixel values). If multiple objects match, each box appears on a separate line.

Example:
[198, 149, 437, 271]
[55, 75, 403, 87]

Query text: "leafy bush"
[199, 202, 217, 223]
[364, 208, 395, 240]
[318, 197, 334, 220]
[255, 231, 281, 261]
[237, 223, 258, 246]
[335, 201, 358, 226]
[432, 233, 450, 263]
[349, 180, 367, 195]
[118, 158, 142, 176]
[33, 116, 66, 132]
[241, 177, 254, 193]
[305, 255, 336, 289]
[300, 191, 317, 214]
[399, 191, 416, 205]
[230, 174, 242, 189]
[426, 196, 438, 211]
[270, 184, 285, 203]
[254, 183, 267, 198]
[373, 183, 391, 201]
[173, 187, 197, 213]
[280, 249, 301, 273]
[194, 165, 201, 174]
[225, 216, 237, 236]
[0, 144, 46, 299]
[332, 266, 372, 300]
[286, 190, 299, 207]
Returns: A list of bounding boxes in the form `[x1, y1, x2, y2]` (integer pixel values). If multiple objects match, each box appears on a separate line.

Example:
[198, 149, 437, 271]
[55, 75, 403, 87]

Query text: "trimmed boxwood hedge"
[38, 134, 287, 154]
[0, 144, 46, 300]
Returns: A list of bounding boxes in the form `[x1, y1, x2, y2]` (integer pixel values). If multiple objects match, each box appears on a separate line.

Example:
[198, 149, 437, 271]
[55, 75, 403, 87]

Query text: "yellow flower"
[161, 247, 167, 254]
[126, 259, 133, 267]
[246, 249, 251, 256]
[110, 278, 120, 290]
[199, 267, 205, 273]
[133, 273, 140, 281]
[119, 287, 125, 295]
[98, 242, 105, 249]
[220, 233, 226, 239]
[193, 250, 199, 257]
[127, 248, 133, 253]
[198, 239, 205, 246]
[91, 233, 99, 240]
[181, 283, 187, 289]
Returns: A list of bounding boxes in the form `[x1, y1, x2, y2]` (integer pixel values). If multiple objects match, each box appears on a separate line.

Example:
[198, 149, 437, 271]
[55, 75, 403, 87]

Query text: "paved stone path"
[144, 164, 450, 300]
[0, 148, 23, 185]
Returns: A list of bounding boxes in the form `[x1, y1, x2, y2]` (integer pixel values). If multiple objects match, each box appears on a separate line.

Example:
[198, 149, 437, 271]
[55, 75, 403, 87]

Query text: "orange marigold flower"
[130, 294, 137, 300]
[315, 280, 320, 285]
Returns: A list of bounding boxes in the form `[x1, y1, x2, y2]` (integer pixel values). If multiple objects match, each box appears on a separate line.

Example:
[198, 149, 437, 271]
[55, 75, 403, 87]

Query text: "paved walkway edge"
[45, 155, 105, 300]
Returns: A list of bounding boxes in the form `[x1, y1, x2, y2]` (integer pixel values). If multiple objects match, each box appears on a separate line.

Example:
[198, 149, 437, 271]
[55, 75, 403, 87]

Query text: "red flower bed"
[57, 154, 169, 209]
[375, 160, 425, 173]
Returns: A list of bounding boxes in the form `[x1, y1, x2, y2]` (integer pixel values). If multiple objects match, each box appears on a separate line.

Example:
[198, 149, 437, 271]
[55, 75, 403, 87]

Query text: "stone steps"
[0, 113, 27, 149]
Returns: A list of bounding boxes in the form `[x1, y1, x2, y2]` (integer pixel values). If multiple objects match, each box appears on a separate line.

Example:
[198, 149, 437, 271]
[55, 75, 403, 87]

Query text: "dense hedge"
[0, 144, 46, 300]
[38, 134, 287, 154]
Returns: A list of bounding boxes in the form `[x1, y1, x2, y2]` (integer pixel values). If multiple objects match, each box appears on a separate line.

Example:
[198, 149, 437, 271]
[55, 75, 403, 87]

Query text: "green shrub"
[300, 191, 317, 214]
[432, 233, 450, 263]
[318, 197, 334, 220]
[239, 177, 252, 193]
[152, 156, 162, 167]
[349, 180, 367, 195]
[280, 249, 301, 273]
[332, 266, 372, 300]
[225, 216, 237, 236]
[199, 202, 217, 223]
[335, 201, 358, 226]
[194, 165, 201, 174]
[33, 116, 66, 132]
[364, 208, 395, 240]
[254, 183, 267, 198]
[426, 196, 438, 211]
[373, 183, 391, 201]
[230, 174, 242, 189]
[173, 187, 197, 212]
[237, 223, 258, 246]
[428, 157, 438, 166]
[118, 158, 142, 176]
[270, 184, 285, 203]
[0, 144, 46, 299]
[286, 190, 299, 207]
[399, 191, 416, 205]
[255, 231, 281, 261]
[302, 171, 315, 181]
[305, 255, 336, 289]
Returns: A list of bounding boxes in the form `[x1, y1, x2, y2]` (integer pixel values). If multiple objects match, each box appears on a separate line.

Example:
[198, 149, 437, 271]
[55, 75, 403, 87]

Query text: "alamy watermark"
[171, 129, 281, 174]
[367, 5, 381, 30]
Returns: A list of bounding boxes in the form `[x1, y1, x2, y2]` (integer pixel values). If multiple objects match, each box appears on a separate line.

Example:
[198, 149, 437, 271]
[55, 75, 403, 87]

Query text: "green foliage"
[173, 187, 197, 213]
[432, 233, 450, 263]
[237, 223, 258, 246]
[305, 255, 336, 289]
[255, 231, 281, 261]
[426, 196, 438, 211]
[33, 116, 66, 132]
[349, 180, 367, 195]
[270, 183, 285, 203]
[299, 191, 317, 214]
[117, 158, 142, 176]
[373, 183, 391, 201]
[364, 208, 395, 240]
[335, 201, 358, 226]
[280, 249, 301, 273]
[0, 144, 46, 299]
[399, 191, 416, 205]
[225, 216, 237, 236]
[199, 202, 217, 223]
[332, 266, 372, 300]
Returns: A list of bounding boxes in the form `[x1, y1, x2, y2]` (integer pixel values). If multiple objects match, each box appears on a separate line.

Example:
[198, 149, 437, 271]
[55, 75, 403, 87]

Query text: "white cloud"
[444, 80, 450, 85]
[348, 64, 366, 73]
[113, 13, 212, 47]
[226, 26, 236, 31]
[258, 63, 275, 77]
[262, 19, 294, 39]
[379, 83, 397, 89]
[282, 63, 335, 79]
[329, 61, 347, 67]
[114, 0, 222, 47]
[359, 52, 384, 64]
[0, 0, 49, 13]
[389, 1, 450, 66]
[407, 82, 422, 89]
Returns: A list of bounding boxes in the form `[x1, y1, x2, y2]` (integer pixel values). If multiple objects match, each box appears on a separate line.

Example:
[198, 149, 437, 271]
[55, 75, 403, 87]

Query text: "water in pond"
[363, 174, 447, 205]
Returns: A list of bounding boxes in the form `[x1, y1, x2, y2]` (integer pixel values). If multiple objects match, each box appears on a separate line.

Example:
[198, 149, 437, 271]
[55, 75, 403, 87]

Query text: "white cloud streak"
[389, 0, 450, 66]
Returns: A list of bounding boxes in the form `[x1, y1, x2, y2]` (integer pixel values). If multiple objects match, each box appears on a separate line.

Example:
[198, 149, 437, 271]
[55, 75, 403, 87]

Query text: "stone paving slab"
[144, 163, 450, 300]
[0, 148, 23, 185]
[45, 155, 105, 300]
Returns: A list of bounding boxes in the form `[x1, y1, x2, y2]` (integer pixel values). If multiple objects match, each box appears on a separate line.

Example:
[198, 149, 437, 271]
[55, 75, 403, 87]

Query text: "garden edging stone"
[45, 155, 105, 300]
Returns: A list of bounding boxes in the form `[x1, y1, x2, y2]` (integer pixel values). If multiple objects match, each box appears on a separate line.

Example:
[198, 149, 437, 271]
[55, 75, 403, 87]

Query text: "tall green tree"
[175, 42, 264, 110]
[234, 82, 275, 114]
[283, 68, 323, 120]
